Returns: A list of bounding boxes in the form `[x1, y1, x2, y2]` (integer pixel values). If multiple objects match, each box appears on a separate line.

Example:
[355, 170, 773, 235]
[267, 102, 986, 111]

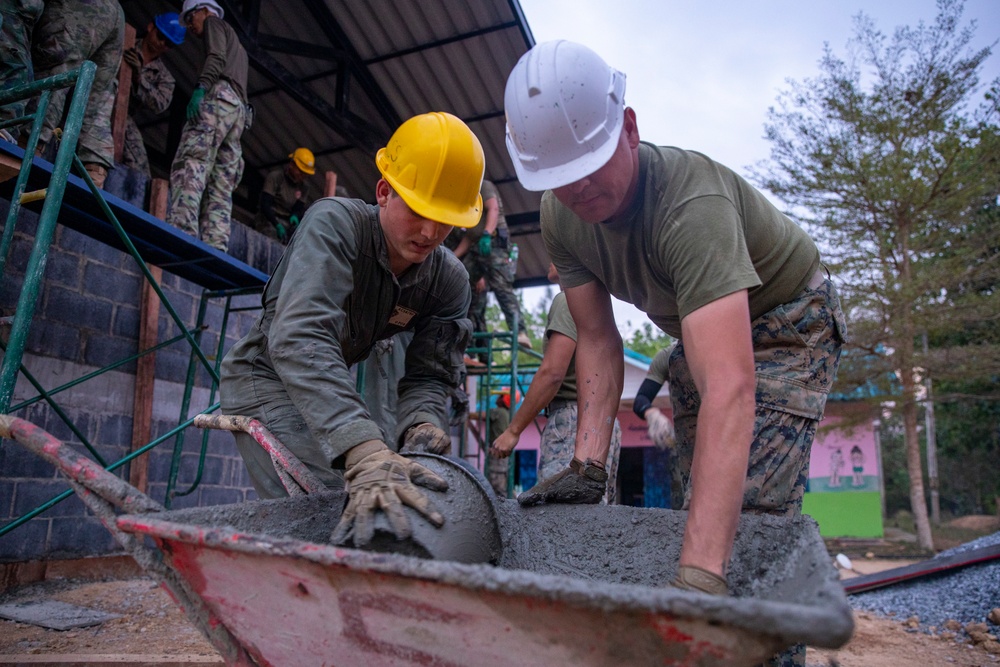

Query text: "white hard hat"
[180, 0, 224, 24]
[504, 41, 626, 191]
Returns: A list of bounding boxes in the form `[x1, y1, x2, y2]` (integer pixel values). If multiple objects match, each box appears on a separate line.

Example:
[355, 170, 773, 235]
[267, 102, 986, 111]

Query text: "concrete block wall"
[0, 200, 285, 562]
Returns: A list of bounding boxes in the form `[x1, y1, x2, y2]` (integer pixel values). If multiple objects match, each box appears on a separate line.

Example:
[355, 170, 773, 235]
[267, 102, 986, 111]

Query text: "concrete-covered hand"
[331, 440, 449, 547]
[645, 407, 676, 450]
[490, 429, 518, 459]
[186, 87, 205, 120]
[400, 422, 451, 455]
[517, 457, 607, 506]
[670, 565, 729, 596]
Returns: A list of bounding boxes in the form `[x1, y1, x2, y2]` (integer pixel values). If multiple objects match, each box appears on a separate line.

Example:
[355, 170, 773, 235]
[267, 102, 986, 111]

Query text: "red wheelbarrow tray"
[114, 491, 852, 666]
[1, 415, 852, 666]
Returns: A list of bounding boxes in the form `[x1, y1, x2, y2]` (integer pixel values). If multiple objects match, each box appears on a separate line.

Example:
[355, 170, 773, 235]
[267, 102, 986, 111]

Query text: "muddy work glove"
[645, 407, 676, 450]
[400, 422, 451, 455]
[331, 440, 449, 548]
[670, 565, 728, 596]
[186, 87, 205, 120]
[518, 457, 607, 506]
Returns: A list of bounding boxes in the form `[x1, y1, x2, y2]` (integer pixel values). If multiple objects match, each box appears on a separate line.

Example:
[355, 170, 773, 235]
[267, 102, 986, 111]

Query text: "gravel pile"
[850, 531, 1000, 634]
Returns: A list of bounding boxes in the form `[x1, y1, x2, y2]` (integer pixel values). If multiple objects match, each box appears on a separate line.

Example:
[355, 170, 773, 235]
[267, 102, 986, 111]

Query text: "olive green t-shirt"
[542, 142, 819, 338]
[646, 347, 672, 385]
[545, 292, 577, 403]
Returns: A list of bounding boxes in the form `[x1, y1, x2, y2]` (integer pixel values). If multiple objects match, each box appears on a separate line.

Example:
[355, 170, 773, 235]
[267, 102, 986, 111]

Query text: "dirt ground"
[1, 566, 998, 666]
[1, 517, 998, 665]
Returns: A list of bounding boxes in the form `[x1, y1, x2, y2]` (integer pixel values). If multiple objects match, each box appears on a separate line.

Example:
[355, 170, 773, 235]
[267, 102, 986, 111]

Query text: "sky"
[513, 0, 1000, 336]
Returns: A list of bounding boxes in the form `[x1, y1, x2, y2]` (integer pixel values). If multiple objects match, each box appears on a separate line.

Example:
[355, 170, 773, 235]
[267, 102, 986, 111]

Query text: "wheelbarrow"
[0, 414, 854, 666]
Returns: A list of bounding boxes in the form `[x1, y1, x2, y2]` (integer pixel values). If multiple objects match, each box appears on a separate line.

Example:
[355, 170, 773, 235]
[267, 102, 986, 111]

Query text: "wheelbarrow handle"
[194, 413, 325, 495]
[0, 414, 163, 514]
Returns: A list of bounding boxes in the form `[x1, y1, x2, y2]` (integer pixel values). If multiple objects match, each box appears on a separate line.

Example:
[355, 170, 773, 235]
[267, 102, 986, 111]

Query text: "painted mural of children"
[829, 448, 844, 488]
[850, 445, 865, 487]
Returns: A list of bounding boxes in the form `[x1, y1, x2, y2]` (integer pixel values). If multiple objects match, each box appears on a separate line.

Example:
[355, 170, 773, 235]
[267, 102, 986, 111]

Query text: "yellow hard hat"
[289, 147, 316, 175]
[376, 112, 484, 228]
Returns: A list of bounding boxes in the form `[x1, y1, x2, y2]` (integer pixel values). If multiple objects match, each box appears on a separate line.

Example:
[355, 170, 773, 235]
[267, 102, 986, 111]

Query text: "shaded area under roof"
[122, 0, 549, 287]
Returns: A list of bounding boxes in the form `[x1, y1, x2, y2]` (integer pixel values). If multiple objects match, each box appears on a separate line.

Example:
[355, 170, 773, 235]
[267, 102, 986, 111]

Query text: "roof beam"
[364, 21, 520, 65]
[256, 33, 348, 62]
[213, 0, 385, 154]
[299, 0, 401, 131]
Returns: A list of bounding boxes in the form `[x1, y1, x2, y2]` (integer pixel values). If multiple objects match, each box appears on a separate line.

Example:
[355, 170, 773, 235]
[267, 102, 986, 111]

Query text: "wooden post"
[110, 24, 136, 164]
[128, 179, 166, 492]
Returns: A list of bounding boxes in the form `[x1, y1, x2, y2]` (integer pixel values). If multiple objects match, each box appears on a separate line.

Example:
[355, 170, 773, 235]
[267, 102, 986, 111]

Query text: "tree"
[624, 322, 674, 359]
[752, 0, 1000, 550]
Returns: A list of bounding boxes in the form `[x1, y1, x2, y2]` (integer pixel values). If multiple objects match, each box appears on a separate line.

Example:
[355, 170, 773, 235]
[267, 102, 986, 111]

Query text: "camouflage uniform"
[167, 80, 245, 250]
[167, 14, 248, 251]
[0, 0, 44, 140]
[538, 402, 621, 505]
[121, 38, 175, 177]
[31, 0, 124, 168]
[486, 405, 511, 497]
[668, 278, 845, 515]
[465, 180, 527, 336]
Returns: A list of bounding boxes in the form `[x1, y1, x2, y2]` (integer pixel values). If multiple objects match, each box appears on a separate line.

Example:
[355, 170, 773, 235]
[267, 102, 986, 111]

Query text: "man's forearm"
[573, 335, 622, 463]
[680, 385, 754, 576]
[508, 370, 562, 436]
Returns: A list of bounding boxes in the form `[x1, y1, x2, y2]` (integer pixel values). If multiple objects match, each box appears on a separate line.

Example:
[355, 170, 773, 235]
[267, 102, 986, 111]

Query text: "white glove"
[646, 408, 676, 450]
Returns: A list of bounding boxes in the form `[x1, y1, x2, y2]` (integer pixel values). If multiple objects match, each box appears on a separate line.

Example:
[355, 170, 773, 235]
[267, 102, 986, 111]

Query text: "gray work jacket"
[221, 197, 472, 465]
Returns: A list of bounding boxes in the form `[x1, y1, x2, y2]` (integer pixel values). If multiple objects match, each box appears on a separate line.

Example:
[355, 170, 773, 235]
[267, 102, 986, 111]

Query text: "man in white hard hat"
[221, 112, 483, 548]
[503, 41, 845, 615]
[167, 0, 248, 250]
[254, 147, 319, 244]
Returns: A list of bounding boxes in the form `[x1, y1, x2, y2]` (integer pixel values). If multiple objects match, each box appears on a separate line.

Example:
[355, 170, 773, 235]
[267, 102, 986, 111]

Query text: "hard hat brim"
[506, 118, 622, 192]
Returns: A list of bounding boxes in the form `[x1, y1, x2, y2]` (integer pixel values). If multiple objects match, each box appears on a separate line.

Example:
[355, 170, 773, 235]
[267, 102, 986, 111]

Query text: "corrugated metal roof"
[122, 0, 548, 285]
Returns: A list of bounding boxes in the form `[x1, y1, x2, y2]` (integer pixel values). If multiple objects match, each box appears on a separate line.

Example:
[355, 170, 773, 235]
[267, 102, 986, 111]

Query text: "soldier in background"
[31, 0, 125, 188]
[167, 0, 248, 251]
[0, 0, 44, 143]
[255, 147, 319, 244]
[121, 13, 185, 177]
[446, 180, 532, 350]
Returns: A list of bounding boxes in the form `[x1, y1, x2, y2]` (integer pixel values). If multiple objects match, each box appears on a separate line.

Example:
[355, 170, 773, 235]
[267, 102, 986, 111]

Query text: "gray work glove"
[331, 440, 449, 548]
[645, 408, 676, 450]
[400, 422, 451, 455]
[670, 565, 729, 596]
[517, 457, 607, 506]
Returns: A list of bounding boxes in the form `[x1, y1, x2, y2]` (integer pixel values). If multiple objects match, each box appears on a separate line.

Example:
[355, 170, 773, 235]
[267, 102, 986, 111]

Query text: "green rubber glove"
[275, 222, 287, 242]
[478, 234, 492, 256]
[289, 214, 300, 229]
[186, 87, 205, 121]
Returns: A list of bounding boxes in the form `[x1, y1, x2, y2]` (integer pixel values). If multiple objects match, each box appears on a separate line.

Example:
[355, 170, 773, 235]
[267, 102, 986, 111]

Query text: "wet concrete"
[147, 484, 853, 647]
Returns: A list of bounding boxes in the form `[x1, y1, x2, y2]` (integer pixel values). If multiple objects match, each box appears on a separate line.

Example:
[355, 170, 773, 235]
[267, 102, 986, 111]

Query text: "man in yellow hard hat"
[221, 112, 483, 548]
[254, 147, 319, 244]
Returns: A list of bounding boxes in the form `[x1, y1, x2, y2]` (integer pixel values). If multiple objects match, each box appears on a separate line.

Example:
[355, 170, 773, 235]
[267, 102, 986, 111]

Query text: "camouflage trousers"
[121, 115, 150, 176]
[467, 248, 526, 335]
[167, 80, 246, 251]
[31, 0, 123, 168]
[668, 277, 846, 515]
[670, 278, 844, 667]
[485, 406, 511, 497]
[0, 0, 44, 139]
[539, 402, 621, 505]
